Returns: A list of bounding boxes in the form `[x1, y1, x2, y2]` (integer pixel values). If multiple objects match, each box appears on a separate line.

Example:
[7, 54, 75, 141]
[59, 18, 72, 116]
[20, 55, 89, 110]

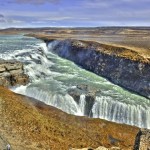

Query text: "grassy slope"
[0, 86, 138, 150]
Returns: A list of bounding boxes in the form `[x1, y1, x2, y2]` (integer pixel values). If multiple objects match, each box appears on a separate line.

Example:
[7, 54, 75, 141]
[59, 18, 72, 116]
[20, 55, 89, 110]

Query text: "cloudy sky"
[0, 0, 150, 28]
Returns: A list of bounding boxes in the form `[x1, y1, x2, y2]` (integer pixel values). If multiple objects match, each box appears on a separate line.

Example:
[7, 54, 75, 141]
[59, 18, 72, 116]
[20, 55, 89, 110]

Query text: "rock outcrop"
[0, 86, 139, 150]
[0, 59, 29, 87]
[48, 39, 150, 99]
[134, 129, 150, 150]
[68, 84, 100, 116]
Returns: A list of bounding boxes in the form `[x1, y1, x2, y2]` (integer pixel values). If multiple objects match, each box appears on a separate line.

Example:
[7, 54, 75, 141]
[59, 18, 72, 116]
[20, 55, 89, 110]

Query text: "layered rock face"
[0, 59, 29, 87]
[49, 39, 150, 99]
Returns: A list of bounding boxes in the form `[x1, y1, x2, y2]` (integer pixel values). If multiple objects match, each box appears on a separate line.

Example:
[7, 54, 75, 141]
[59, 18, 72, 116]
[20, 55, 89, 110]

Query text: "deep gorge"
[1, 35, 150, 129]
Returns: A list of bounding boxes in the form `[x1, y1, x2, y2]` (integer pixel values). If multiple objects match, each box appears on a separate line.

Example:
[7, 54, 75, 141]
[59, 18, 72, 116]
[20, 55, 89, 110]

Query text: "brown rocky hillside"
[0, 86, 139, 150]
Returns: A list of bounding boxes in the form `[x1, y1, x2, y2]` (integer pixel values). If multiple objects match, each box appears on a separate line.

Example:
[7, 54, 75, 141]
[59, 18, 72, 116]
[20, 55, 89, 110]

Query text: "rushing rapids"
[0, 35, 150, 128]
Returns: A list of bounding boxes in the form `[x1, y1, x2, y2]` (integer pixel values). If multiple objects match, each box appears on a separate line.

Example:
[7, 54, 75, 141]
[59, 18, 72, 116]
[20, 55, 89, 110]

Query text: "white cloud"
[0, 14, 25, 29]
[81, 0, 118, 8]
[1, 0, 150, 27]
[0, 14, 7, 23]
[44, 16, 73, 21]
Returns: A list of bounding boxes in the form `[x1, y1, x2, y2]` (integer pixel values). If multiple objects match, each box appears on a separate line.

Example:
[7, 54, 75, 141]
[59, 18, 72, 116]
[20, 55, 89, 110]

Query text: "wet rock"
[134, 128, 150, 150]
[0, 59, 29, 87]
[68, 84, 101, 116]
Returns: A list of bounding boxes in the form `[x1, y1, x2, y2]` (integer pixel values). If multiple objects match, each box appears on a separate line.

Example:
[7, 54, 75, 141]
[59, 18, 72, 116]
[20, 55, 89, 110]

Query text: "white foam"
[11, 85, 28, 95]
[92, 96, 150, 128]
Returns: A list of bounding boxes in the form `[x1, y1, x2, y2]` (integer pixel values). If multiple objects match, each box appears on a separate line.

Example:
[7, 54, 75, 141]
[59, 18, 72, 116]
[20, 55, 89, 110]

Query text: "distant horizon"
[1, 25, 150, 30]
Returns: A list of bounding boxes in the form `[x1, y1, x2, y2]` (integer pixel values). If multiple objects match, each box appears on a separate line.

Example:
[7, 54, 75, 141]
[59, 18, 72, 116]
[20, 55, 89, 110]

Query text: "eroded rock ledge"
[46, 39, 150, 99]
[0, 59, 29, 87]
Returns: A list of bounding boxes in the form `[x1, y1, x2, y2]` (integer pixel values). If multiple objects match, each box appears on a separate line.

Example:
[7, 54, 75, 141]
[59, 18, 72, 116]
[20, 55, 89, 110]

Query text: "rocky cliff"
[68, 84, 98, 117]
[0, 59, 29, 87]
[47, 39, 150, 99]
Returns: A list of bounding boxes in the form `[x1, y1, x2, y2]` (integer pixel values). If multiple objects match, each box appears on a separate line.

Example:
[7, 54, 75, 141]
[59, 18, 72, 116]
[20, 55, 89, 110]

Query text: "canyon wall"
[48, 39, 150, 99]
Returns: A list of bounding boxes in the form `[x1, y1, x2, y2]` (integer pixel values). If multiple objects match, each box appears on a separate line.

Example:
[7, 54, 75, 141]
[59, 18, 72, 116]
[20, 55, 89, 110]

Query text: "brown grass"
[0, 86, 139, 150]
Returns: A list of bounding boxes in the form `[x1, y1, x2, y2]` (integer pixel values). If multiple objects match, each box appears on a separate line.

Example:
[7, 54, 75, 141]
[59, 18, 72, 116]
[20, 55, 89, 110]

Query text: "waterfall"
[24, 86, 81, 115]
[78, 95, 86, 115]
[2, 35, 149, 129]
[13, 83, 150, 129]
[91, 96, 150, 128]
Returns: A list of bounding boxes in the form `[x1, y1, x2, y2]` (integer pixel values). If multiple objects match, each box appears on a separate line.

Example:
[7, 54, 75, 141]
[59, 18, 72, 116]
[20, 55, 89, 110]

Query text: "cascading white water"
[92, 96, 150, 128]
[25, 86, 81, 115]
[79, 95, 86, 115]
[1, 35, 150, 129]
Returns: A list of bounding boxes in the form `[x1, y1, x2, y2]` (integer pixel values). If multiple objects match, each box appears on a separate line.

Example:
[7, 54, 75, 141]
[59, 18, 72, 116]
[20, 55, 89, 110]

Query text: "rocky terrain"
[0, 59, 29, 87]
[0, 86, 139, 150]
[71, 128, 150, 150]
